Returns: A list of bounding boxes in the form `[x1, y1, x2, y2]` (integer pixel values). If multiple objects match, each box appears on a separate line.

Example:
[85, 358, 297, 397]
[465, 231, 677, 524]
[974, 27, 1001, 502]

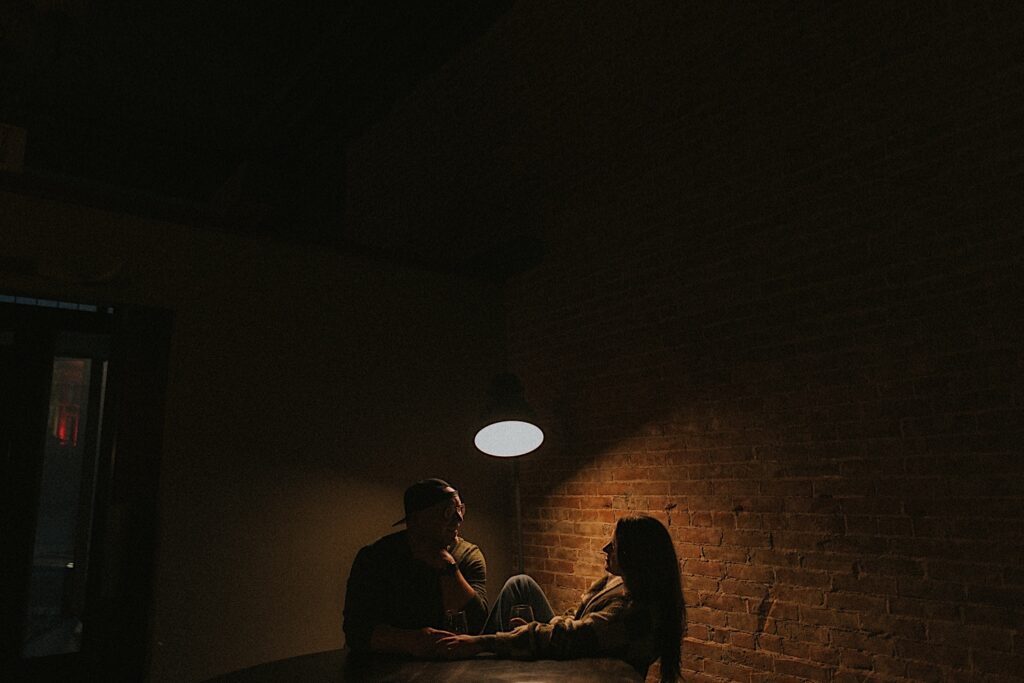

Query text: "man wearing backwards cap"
[343, 479, 487, 657]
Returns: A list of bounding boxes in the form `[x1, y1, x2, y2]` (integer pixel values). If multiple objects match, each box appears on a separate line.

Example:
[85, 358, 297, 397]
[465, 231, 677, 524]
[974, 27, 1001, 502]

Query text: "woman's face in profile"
[602, 532, 621, 576]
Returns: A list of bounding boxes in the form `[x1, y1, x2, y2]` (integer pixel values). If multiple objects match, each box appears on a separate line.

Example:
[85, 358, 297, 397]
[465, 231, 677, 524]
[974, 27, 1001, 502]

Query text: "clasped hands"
[406, 628, 478, 659]
[413, 617, 529, 659]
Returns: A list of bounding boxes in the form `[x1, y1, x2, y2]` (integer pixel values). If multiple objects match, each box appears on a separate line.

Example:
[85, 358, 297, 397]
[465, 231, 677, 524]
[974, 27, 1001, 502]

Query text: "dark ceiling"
[1, 0, 536, 274]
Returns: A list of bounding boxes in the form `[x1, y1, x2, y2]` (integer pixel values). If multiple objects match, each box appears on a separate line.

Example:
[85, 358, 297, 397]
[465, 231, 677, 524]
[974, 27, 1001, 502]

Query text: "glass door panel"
[21, 356, 107, 658]
[2, 299, 169, 681]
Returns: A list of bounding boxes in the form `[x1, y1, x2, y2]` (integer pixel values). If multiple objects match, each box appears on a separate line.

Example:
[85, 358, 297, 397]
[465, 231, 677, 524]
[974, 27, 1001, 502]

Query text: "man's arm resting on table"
[369, 624, 450, 657]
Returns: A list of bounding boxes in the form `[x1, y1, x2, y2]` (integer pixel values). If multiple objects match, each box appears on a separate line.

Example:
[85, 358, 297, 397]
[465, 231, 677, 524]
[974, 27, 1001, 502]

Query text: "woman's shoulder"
[584, 573, 624, 597]
[578, 575, 629, 617]
[586, 578, 656, 629]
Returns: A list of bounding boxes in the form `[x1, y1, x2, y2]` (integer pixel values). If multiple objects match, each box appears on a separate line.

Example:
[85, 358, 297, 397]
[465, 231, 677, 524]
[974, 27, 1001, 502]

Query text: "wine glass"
[444, 610, 468, 634]
[509, 604, 534, 628]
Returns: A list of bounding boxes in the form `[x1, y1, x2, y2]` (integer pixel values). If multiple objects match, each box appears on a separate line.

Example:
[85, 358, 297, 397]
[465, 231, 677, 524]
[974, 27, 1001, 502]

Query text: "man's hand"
[437, 634, 485, 659]
[508, 617, 528, 629]
[406, 627, 454, 658]
[369, 624, 455, 657]
[410, 544, 457, 572]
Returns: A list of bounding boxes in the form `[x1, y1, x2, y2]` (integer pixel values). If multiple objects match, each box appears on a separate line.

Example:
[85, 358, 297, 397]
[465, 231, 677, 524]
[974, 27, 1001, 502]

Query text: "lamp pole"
[474, 372, 542, 576]
[513, 459, 524, 574]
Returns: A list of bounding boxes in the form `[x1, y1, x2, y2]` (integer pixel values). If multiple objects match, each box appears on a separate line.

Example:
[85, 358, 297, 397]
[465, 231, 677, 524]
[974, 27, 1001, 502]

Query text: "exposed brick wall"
[348, 2, 1024, 680]
[499, 4, 1024, 683]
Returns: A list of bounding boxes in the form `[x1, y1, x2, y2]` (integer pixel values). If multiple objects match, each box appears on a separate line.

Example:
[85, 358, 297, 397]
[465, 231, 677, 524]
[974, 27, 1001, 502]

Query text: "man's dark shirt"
[343, 531, 487, 651]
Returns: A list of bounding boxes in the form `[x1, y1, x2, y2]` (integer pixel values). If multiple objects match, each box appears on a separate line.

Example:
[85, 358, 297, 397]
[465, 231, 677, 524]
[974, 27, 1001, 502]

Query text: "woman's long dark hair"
[614, 514, 684, 683]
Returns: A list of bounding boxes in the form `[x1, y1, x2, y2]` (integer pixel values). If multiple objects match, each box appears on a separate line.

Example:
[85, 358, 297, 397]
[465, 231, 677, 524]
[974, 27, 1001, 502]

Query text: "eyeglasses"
[443, 500, 466, 522]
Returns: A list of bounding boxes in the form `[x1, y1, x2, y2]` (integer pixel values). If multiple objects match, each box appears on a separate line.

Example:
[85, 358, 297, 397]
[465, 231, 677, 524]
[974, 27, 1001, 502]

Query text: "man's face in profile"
[416, 492, 465, 548]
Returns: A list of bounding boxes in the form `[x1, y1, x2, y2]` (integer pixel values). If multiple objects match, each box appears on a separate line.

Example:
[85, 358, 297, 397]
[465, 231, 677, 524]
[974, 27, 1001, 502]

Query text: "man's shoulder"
[453, 537, 480, 552]
[451, 537, 485, 563]
[362, 530, 408, 557]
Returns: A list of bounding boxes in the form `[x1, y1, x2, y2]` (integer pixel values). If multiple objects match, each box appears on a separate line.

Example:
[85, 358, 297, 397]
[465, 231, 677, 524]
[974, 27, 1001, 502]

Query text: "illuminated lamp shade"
[474, 420, 544, 457]
[474, 373, 543, 457]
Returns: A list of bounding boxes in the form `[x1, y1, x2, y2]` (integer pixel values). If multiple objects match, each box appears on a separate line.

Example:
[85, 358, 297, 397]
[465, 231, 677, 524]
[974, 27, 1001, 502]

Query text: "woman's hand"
[508, 617, 528, 629]
[408, 627, 455, 658]
[437, 634, 485, 659]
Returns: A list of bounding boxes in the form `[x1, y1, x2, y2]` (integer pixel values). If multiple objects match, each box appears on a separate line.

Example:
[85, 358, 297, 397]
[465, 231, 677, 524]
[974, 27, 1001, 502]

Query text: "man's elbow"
[343, 627, 373, 653]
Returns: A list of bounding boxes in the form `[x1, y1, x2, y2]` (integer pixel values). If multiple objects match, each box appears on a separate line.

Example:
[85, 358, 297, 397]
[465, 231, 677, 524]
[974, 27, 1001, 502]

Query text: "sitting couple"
[342, 478, 683, 682]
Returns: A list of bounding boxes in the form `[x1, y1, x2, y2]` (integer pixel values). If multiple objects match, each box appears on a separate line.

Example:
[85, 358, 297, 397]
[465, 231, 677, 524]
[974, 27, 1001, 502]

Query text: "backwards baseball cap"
[393, 478, 458, 526]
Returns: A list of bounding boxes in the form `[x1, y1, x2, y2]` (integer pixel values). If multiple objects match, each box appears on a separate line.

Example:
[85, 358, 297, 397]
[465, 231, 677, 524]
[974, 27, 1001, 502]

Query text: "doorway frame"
[1, 297, 173, 682]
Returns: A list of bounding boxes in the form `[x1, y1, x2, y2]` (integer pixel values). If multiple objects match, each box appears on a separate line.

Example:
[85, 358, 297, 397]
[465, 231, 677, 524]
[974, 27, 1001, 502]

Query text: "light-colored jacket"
[480, 575, 657, 676]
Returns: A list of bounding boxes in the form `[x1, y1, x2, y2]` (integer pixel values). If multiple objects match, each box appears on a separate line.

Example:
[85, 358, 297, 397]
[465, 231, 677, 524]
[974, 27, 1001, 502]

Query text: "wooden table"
[204, 648, 644, 682]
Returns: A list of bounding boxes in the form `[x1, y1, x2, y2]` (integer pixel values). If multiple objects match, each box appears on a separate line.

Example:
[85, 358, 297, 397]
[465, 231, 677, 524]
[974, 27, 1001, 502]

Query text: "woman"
[439, 514, 684, 682]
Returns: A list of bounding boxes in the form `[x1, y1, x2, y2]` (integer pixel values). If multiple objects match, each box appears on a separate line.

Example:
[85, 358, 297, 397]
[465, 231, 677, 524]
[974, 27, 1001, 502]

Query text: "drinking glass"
[444, 610, 468, 634]
[509, 604, 534, 627]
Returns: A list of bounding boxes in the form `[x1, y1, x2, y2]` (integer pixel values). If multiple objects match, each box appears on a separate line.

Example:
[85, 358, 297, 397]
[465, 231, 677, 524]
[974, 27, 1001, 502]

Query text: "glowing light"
[56, 404, 80, 446]
[474, 420, 544, 457]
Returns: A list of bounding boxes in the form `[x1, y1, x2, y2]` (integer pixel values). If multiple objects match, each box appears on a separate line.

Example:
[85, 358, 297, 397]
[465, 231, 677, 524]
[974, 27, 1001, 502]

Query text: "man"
[343, 478, 487, 657]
